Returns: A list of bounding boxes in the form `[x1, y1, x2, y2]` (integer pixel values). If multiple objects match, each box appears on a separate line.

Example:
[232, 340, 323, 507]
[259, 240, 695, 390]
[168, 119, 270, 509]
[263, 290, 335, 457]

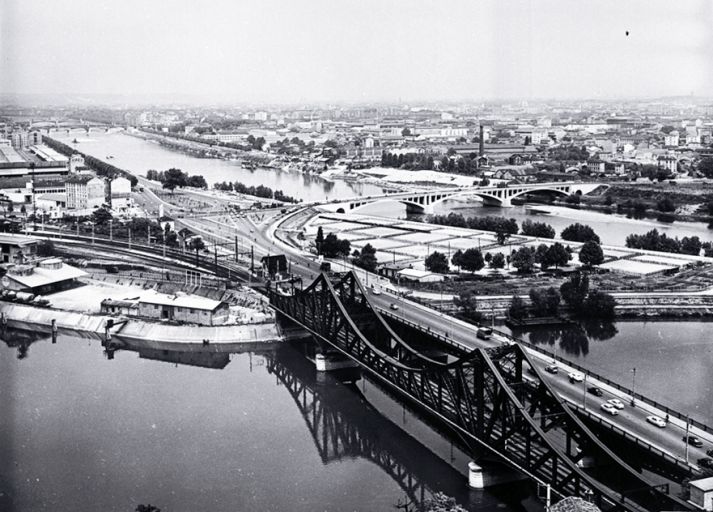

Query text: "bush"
[561, 223, 600, 244]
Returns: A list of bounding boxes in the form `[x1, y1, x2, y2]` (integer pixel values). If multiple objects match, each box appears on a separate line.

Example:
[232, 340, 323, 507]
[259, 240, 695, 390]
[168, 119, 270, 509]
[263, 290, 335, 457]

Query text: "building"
[397, 268, 444, 283]
[689, 476, 713, 511]
[101, 292, 230, 326]
[69, 154, 85, 173]
[110, 176, 132, 210]
[0, 233, 38, 264]
[66, 174, 106, 211]
[1, 258, 87, 295]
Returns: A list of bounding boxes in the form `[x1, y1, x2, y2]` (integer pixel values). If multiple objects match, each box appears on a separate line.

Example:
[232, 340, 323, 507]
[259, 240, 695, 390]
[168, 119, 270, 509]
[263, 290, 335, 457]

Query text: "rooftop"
[0, 233, 38, 246]
[5, 261, 87, 288]
[690, 476, 713, 492]
[137, 290, 224, 311]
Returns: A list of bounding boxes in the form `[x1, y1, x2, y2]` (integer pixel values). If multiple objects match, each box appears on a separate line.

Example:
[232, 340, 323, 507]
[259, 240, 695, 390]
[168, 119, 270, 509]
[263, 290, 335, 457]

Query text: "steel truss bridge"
[267, 271, 694, 512]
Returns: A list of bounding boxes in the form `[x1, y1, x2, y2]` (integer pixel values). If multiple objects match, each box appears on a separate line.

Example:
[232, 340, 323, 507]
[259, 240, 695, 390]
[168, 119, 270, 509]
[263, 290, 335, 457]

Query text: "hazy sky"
[2, 0, 712, 103]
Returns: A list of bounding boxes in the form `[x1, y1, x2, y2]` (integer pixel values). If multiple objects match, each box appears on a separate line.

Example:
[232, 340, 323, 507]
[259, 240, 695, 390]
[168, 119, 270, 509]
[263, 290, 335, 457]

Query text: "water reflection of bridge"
[265, 345, 529, 511]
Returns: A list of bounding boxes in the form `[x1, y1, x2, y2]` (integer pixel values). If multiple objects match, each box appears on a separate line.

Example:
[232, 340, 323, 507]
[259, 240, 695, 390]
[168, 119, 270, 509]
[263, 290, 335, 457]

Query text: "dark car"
[587, 386, 604, 397]
[698, 457, 713, 469]
[683, 435, 704, 448]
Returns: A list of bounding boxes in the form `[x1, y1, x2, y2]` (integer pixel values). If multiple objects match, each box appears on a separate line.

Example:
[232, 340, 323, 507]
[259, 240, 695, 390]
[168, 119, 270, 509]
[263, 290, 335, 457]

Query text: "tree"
[578, 240, 604, 267]
[496, 229, 510, 245]
[490, 252, 505, 269]
[521, 220, 555, 238]
[529, 287, 560, 316]
[546, 242, 571, 269]
[511, 247, 536, 273]
[92, 207, 112, 225]
[453, 291, 482, 322]
[353, 243, 378, 272]
[560, 272, 590, 312]
[321, 233, 350, 258]
[162, 168, 186, 192]
[188, 236, 205, 252]
[315, 226, 324, 255]
[508, 295, 527, 320]
[561, 223, 600, 243]
[656, 196, 676, 212]
[681, 236, 702, 256]
[401, 127, 411, 136]
[186, 174, 208, 189]
[425, 251, 449, 274]
[584, 290, 616, 319]
[697, 157, 713, 178]
[535, 244, 550, 269]
[451, 249, 464, 271]
[459, 248, 484, 272]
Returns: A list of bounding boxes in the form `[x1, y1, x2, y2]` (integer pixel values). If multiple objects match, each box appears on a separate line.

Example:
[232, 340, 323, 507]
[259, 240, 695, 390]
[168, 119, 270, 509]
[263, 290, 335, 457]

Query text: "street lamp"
[630, 367, 637, 407]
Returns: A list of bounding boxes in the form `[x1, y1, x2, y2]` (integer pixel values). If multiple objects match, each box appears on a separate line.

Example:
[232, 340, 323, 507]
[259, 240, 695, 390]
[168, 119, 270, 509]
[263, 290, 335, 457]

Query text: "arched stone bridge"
[322, 182, 603, 213]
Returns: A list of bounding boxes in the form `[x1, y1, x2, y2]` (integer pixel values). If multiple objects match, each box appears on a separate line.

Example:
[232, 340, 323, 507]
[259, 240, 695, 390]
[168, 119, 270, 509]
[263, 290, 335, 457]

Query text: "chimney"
[478, 125, 484, 157]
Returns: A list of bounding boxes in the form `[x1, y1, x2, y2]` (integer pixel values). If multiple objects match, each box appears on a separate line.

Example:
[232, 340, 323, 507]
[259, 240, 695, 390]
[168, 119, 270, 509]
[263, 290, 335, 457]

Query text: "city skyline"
[2, 0, 713, 104]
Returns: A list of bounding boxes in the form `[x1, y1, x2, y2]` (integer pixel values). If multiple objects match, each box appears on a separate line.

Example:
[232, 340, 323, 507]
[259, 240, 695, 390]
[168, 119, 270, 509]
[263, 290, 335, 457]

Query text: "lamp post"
[630, 367, 637, 407]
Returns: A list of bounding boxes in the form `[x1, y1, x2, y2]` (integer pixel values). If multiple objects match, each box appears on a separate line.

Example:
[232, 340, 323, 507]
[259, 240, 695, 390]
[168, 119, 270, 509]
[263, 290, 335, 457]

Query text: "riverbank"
[0, 302, 283, 345]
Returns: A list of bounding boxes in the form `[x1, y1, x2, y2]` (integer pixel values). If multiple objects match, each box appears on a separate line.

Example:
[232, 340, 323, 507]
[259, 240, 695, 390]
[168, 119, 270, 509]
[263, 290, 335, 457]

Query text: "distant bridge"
[321, 182, 602, 213]
[268, 271, 693, 511]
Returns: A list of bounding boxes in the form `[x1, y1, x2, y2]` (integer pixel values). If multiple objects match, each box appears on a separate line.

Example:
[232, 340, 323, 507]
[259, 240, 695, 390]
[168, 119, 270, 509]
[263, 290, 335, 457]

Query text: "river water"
[0, 332, 536, 512]
[52, 130, 713, 246]
[50, 131, 386, 203]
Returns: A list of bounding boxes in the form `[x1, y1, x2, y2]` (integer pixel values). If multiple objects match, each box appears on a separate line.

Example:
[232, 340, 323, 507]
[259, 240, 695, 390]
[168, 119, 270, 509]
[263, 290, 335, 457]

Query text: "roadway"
[134, 189, 713, 478]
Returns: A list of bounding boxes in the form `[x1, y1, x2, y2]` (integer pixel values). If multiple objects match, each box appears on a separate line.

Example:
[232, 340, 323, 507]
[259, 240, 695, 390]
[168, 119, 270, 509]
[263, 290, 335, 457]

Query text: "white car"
[607, 398, 625, 410]
[600, 403, 619, 416]
[371, 287, 381, 295]
[647, 415, 667, 428]
[568, 371, 585, 383]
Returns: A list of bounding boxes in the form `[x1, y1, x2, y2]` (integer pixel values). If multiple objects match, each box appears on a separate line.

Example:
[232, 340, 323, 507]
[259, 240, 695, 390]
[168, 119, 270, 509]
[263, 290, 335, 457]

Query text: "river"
[50, 131, 387, 203]
[0, 332, 537, 512]
[52, 130, 713, 246]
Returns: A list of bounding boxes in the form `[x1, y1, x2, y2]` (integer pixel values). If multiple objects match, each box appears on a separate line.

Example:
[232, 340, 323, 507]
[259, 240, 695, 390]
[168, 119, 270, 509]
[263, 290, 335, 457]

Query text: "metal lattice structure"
[268, 271, 693, 512]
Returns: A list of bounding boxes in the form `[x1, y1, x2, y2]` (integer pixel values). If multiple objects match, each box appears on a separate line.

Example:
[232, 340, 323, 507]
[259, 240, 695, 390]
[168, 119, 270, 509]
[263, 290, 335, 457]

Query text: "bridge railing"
[388, 293, 713, 437]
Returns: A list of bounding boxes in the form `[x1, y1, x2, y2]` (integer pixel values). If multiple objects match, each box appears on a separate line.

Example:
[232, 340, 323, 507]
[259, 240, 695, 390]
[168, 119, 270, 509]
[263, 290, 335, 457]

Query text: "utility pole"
[583, 373, 588, 408]
[234, 236, 238, 262]
[128, 228, 132, 250]
[214, 244, 218, 273]
[631, 367, 637, 407]
[685, 416, 690, 463]
[30, 162, 37, 232]
[109, 220, 113, 241]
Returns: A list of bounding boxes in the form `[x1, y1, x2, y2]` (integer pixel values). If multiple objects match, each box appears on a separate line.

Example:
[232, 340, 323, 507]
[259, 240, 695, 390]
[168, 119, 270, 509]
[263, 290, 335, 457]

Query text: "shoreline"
[0, 302, 283, 345]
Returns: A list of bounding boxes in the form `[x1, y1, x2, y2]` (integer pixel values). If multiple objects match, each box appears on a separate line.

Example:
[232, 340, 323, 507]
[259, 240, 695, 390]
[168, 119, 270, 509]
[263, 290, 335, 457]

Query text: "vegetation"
[43, 136, 139, 187]
[425, 251, 449, 274]
[520, 220, 555, 238]
[381, 151, 435, 171]
[510, 246, 536, 273]
[508, 295, 527, 320]
[321, 233, 351, 258]
[625, 229, 702, 255]
[533, 243, 571, 270]
[578, 240, 604, 267]
[429, 213, 518, 235]
[453, 291, 482, 322]
[529, 287, 561, 316]
[489, 252, 505, 269]
[352, 243, 378, 272]
[213, 180, 298, 203]
[560, 272, 617, 319]
[561, 223, 600, 244]
[146, 168, 208, 191]
[459, 248, 485, 272]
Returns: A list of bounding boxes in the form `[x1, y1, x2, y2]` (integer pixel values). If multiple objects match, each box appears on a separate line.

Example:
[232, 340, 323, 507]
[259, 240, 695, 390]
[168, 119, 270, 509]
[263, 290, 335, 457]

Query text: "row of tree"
[213, 180, 298, 203]
[625, 229, 705, 256]
[146, 168, 208, 191]
[429, 213, 606, 245]
[380, 152, 435, 170]
[509, 272, 616, 320]
[43, 136, 139, 187]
